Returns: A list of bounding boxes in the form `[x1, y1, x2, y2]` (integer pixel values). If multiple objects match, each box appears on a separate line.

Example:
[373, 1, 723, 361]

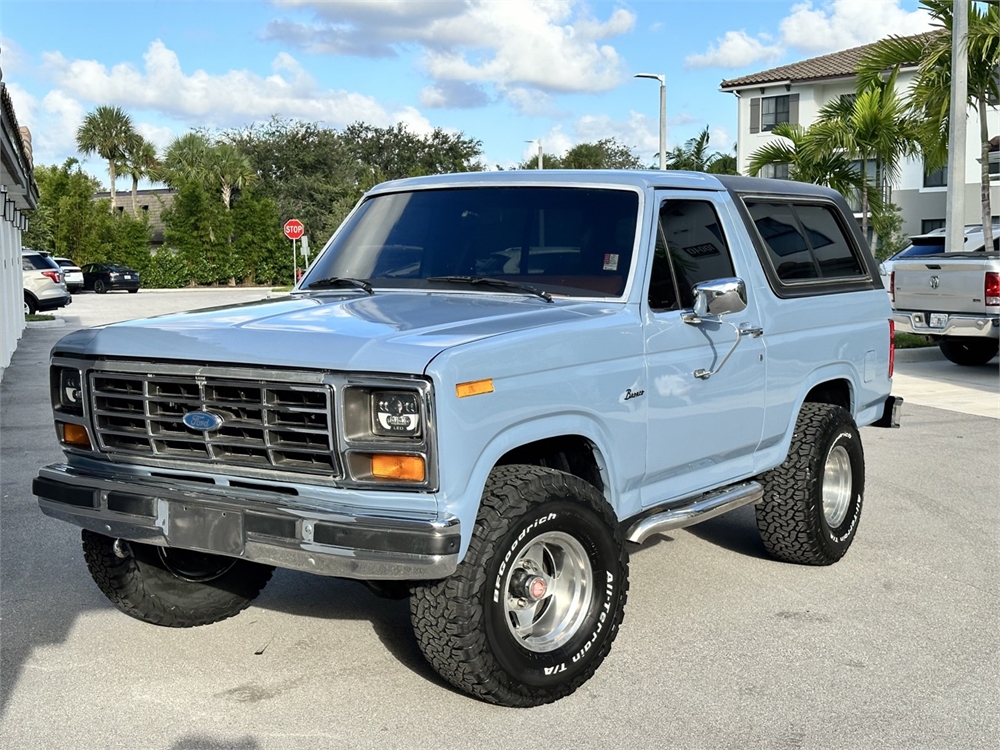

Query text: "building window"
[749, 94, 799, 134]
[922, 219, 945, 233]
[760, 163, 790, 180]
[761, 96, 790, 131]
[839, 93, 857, 108]
[924, 160, 947, 188]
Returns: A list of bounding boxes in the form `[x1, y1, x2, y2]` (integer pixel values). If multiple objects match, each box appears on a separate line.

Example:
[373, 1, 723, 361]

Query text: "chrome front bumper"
[34, 464, 460, 580]
[893, 311, 999, 339]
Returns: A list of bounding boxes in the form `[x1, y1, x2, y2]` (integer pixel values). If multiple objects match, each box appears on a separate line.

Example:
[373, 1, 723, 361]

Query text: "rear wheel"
[24, 294, 37, 315]
[93, 279, 107, 294]
[81, 530, 273, 627]
[755, 403, 865, 565]
[128, 288, 139, 293]
[410, 465, 628, 707]
[938, 337, 998, 366]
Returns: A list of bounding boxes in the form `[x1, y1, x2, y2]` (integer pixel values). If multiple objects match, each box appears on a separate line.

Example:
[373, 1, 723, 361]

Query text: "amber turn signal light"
[456, 378, 494, 398]
[60, 422, 92, 449]
[371, 454, 426, 482]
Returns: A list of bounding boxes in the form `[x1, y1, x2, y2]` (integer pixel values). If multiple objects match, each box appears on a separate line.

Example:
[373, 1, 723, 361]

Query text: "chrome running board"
[626, 481, 763, 544]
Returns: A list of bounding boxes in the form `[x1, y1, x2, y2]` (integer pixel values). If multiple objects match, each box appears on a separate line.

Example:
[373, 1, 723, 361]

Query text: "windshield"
[303, 186, 640, 297]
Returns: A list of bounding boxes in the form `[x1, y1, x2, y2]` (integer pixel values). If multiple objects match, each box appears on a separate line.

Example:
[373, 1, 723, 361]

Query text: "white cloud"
[780, 0, 931, 53]
[420, 80, 492, 109]
[710, 127, 732, 151]
[503, 87, 557, 117]
[266, 0, 635, 99]
[40, 40, 412, 130]
[684, 0, 932, 71]
[684, 31, 783, 70]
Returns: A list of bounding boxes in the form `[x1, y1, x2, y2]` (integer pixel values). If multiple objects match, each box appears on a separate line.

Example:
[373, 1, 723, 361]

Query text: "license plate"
[929, 313, 948, 329]
[166, 503, 244, 555]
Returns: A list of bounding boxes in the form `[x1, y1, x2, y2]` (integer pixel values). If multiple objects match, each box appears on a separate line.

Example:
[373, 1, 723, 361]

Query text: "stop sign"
[283, 219, 304, 240]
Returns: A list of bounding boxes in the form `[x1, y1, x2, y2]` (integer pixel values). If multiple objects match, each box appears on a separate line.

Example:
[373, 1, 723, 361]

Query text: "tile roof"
[720, 32, 938, 90]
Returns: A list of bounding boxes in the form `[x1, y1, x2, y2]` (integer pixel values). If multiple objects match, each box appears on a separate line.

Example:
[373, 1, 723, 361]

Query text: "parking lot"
[1, 289, 997, 749]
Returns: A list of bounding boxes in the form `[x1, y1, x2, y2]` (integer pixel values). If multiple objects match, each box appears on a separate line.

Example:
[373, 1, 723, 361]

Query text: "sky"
[0, 0, 934, 187]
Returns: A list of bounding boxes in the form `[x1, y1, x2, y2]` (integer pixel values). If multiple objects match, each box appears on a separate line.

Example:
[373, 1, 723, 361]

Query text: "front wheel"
[938, 337, 998, 366]
[755, 403, 865, 565]
[82, 531, 273, 627]
[410, 465, 628, 707]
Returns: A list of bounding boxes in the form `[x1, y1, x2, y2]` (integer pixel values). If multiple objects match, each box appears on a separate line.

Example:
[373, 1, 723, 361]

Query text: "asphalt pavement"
[1, 288, 997, 749]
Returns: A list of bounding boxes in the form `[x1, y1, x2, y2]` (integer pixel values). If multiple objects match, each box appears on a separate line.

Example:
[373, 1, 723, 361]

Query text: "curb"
[25, 318, 67, 329]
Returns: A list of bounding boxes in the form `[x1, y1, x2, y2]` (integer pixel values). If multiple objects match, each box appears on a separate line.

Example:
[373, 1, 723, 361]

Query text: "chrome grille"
[90, 371, 338, 475]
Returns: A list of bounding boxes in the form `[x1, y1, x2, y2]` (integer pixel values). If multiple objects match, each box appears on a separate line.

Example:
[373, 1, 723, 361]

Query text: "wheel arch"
[444, 416, 621, 559]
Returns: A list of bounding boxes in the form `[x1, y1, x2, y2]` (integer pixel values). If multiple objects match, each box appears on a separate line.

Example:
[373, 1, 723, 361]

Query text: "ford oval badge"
[182, 411, 223, 432]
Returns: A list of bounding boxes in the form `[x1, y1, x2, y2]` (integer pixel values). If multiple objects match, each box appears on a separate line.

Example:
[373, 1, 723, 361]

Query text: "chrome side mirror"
[691, 278, 747, 318]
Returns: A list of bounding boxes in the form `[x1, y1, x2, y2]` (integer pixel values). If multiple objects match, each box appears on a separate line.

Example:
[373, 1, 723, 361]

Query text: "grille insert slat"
[90, 371, 338, 476]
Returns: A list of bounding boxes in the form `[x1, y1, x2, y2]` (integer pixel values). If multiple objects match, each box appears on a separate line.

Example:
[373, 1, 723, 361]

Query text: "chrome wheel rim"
[823, 444, 852, 528]
[501, 530, 592, 653]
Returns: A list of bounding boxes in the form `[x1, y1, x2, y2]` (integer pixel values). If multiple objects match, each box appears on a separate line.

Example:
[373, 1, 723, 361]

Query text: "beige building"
[93, 187, 176, 247]
[720, 35, 999, 237]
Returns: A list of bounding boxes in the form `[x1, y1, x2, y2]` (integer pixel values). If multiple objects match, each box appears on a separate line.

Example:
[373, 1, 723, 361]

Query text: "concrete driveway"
[1, 288, 997, 749]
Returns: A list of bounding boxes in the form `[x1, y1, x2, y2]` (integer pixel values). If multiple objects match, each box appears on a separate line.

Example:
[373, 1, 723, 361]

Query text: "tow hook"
[112, 538, 130, 559]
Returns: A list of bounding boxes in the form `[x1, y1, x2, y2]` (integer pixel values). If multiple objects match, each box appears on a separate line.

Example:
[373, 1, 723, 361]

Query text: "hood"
[53, 291, 619, 374]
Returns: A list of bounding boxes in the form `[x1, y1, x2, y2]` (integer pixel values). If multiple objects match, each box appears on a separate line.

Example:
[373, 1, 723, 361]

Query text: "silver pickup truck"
[891, 245, 1000, 365]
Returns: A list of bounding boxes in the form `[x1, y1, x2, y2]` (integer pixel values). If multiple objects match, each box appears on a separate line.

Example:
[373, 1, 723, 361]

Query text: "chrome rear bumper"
[893, 311, 999, 339]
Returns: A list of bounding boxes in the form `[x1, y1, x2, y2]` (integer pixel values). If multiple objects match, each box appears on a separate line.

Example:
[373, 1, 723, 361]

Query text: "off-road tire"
[93, 279, 107, 294]
[410, 465, 628, 707]
[82, 530, 273, 627]
[755, 403, 865, 565]
[938, 337, 998, 366]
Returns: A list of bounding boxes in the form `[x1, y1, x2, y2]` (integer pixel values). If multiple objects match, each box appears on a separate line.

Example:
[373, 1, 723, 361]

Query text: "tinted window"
[22, 254, 52, 271]
[746, 201, 865, 282]
[309, 187, 639, 297]
[649, 200, 736, 310]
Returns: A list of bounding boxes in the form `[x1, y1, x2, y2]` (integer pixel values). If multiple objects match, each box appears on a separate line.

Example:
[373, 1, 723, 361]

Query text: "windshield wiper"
[427, 276, 553, 303]
[306, 277, 374, 294]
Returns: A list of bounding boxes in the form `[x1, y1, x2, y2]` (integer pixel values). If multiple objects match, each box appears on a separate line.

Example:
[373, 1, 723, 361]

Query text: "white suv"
[23, 250, 72, 315]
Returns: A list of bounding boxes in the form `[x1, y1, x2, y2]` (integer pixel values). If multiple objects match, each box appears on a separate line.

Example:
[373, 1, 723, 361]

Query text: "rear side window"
[649, 199, 736, 310]
[22, 254, 51, 271]
[745, 201, 866, 283]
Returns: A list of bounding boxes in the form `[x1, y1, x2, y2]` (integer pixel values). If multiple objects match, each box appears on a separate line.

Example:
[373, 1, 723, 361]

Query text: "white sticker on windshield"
[603, 253, 619, 271]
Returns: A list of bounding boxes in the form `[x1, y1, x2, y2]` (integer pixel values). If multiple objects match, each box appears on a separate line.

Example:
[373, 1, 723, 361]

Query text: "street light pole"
[635, 73, 666, 170]
[525, 139, 543, 169]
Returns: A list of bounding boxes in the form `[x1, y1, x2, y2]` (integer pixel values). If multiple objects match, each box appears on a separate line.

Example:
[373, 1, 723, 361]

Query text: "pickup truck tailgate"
[893, 254, 994, 314]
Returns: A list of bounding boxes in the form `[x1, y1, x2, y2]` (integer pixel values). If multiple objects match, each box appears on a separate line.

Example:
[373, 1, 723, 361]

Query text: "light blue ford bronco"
[35, 171, 901, 706]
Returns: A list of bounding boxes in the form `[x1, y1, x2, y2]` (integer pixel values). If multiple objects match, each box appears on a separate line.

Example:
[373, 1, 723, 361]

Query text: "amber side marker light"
[60, 422, 92, 449]
[371, 454, 426, 482]
[456, 378, 494, 398]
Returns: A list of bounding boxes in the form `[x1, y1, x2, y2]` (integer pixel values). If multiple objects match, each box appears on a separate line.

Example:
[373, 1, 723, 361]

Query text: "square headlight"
[372, 391, 422, 438]
[54, 367, 84, 415]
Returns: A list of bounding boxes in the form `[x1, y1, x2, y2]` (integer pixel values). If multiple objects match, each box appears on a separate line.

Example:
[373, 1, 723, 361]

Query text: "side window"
[649, 200, 736, 311]
[794, 204, 865, 278]
[745, 201, 865, 283]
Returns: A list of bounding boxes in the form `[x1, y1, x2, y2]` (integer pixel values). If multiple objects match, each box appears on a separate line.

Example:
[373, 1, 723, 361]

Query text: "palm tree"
[120, 136, 159, 217]
[76, 105, 137, 212]
[210, 143, 258, 210]
[858, 0, 1000, 248]
[666, 127, 740, 174]
[161, 132, 213, 188]
[806, 70, 925, 238]
[747, 123, 875, 200]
